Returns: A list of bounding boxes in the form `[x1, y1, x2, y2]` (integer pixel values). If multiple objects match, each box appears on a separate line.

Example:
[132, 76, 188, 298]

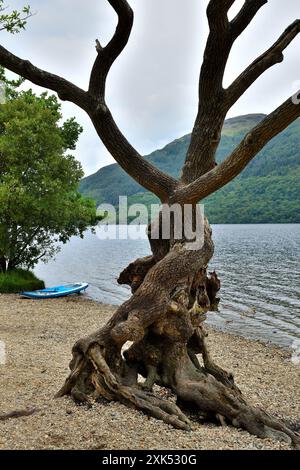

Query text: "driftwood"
[0, 408, 39, 421]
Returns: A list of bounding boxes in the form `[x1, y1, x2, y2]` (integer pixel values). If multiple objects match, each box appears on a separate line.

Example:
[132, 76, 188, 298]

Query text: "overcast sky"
[2, 0, 300, 176]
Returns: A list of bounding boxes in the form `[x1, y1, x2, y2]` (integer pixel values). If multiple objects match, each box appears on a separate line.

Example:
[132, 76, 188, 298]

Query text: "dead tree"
[1, 0, 299, 447]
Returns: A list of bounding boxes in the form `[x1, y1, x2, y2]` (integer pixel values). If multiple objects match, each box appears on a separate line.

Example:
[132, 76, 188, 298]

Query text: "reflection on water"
[34, 224, 300, 349]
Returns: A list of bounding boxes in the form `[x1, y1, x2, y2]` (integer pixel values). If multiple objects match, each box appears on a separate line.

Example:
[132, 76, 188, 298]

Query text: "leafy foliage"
[0, 1, 32, 34]
[0, 70, 98, 272]
[204, 169, 300, 223]
[0, 268, 44, 293]
[80, 114, 300, 223]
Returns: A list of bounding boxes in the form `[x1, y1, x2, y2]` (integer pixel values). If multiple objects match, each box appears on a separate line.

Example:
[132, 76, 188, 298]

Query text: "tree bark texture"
[56, 217, 300, 448]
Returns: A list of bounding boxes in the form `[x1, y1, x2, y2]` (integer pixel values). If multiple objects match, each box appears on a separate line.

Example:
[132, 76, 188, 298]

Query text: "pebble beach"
[0, 294, 299, 450]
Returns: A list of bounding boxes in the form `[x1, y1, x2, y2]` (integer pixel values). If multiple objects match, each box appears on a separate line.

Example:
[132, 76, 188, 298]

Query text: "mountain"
[80, 114, 300, 223]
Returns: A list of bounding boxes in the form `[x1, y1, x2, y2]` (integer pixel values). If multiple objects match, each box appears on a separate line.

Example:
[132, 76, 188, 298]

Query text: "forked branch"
[1, 1, 300, 202]
[199, 0, 268, 103]
[89, 0, 134, 98]
[180, 0, 237, 181]
[230, 0, 268, 39]
[199, 0, 237, 100]
[174, 97, 300, 204]
[182, 0, 300, 182]
[0, 45, 87, 107]
[227, 19, 300, 106]
[0, 0, 179, 201]
[86, 0, 179, 200]
[206, 1, 236, 31]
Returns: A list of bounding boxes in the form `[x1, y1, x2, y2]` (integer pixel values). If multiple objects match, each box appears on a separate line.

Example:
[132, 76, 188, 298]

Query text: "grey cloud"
[1, 0, 300, 175]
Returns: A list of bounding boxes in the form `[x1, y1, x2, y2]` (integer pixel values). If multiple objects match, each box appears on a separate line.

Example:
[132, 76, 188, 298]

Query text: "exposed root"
[57, 343, 191, 431]
[174, 359, 300, 449]
[55, 353, 85, 398]
[57, 219, 300, 449]
[216, 414, 227, 426]
[188, 326, 241, 393]
[57, 330, 300, 448]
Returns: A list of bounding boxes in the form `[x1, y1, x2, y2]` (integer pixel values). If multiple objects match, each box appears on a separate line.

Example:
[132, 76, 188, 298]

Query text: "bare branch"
[206, 1, 236, 31]
[174, 97, 300, 204]
[227, 20, 300, 106]
[1, 1, 298, 204]
[86, 0, 179, 200]
[180, 1, 238, 182]
[182, 3, 300, 183]
[230, 0, 268, 39]
[0, 44, 88, 107]
[90, 106, 179, 201]
[0, 0, 179, 201]
[0, 409, 39, 421]
[89, 0, 133, 98]
[85, 0, 179, 200]
[201, 0, 237, 98]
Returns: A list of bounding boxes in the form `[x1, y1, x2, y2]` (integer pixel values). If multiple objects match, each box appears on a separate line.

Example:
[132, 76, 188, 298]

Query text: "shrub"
[0, 269, 45, 293]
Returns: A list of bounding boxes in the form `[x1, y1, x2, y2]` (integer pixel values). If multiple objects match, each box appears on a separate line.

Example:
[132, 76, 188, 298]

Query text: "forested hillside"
[80, 114, 300, 223]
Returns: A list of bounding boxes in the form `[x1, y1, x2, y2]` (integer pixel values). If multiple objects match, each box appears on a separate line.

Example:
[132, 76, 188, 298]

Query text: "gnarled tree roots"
[57, 224, 300, 449]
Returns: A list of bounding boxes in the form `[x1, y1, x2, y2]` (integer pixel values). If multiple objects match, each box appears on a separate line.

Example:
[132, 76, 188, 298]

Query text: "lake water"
[34, 224, 300, 350]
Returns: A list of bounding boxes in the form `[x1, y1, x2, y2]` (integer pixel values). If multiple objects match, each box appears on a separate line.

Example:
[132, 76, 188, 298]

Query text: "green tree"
[0, 1, 32, 34]
[0, 74, 97, 273]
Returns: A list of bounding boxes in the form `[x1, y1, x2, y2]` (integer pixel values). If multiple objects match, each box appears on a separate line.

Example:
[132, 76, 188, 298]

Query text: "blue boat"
[21, 282, 89, 299]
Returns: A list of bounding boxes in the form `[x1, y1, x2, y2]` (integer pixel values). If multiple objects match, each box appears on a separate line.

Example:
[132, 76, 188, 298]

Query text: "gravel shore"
[0, 294, 299, 450]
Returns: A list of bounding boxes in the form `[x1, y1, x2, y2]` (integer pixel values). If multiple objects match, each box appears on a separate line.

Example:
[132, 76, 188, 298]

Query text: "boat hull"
[21, 283, 89, 299]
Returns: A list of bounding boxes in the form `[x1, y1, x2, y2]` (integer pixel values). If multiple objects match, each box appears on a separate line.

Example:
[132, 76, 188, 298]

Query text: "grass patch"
[0, 269, 45, 293]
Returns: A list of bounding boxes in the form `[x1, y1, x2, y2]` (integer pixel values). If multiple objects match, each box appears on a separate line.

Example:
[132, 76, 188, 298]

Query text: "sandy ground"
[0, 293, 299, 450]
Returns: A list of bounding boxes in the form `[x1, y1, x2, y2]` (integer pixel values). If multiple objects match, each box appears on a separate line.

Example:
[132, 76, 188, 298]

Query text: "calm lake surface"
[34, 224, 300, 349]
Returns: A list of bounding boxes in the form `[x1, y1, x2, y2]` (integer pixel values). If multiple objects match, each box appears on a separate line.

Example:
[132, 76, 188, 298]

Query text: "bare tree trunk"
[56, 214, 300, 448]
[0, 257, 7, 274]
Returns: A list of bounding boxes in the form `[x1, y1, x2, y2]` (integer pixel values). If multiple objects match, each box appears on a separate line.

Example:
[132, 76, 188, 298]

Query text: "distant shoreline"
[96, 222, 300, 225]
